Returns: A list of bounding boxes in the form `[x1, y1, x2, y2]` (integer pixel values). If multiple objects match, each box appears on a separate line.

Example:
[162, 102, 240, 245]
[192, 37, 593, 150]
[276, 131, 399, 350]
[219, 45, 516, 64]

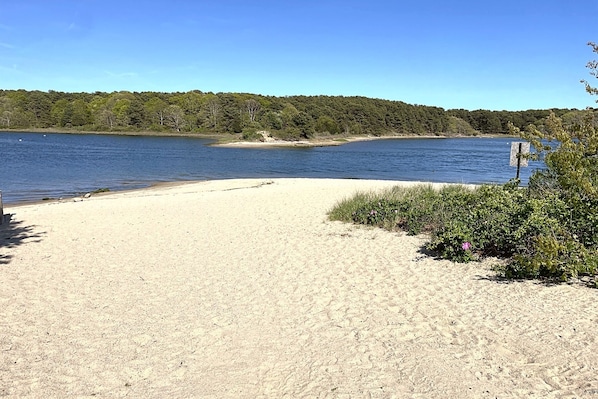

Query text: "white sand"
[1, 178, 597, 398]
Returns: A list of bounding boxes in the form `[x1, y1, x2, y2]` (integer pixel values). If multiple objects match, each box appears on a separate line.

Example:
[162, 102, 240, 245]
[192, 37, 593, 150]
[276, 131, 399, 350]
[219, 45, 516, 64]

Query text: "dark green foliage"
[446, 116, 478, 136]
[447, 108, 574, 135]
[0, 89, 575, 137]
[429, 220, 475, 263]
[315, 115, 340, 134]
[426, 184, 574, 266]
[292, 111, 315, 138]
[261, 111, 283, 130]
[241, 128, 262, 141]
[270, 127, 304, 141]
[508, 233, 598, 281]
[127, 98, 145, 128]
[351, 199, 402, 228]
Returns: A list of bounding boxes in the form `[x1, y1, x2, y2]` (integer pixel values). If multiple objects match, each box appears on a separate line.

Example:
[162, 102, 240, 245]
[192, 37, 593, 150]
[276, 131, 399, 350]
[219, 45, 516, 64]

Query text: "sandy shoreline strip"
[1, 178, 597, 398]
[212, 134, 446, 148]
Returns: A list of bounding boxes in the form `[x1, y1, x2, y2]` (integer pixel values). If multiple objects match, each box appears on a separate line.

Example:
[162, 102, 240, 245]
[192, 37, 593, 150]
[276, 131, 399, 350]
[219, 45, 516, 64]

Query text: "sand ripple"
[1, 179, 597, 398]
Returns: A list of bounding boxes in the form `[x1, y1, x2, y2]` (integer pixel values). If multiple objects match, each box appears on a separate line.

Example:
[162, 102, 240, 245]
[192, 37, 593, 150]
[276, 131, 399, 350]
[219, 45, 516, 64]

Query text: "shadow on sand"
[417, 245, 597, 288]
[417, 245, 520, 285]
[0, 214, 44, 265]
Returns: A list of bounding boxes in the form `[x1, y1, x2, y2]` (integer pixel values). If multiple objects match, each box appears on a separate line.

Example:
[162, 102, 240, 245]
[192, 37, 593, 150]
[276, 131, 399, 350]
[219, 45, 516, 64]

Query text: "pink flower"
[462, 242, 471, 251]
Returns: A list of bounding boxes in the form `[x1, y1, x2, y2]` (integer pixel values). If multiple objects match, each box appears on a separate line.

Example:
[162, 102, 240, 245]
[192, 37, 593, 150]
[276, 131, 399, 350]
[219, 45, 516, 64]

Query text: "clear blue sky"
[1, 0, 596, 111]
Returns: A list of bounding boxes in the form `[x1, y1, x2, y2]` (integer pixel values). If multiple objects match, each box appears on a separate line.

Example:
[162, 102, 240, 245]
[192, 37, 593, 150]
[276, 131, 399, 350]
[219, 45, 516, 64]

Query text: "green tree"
[112, 98, 131, 127]
[89, 95, 113, 129]
[216, 93, 243, 133]
[202, 94, 221, 131]
[292, 111, 315, 138]
[446, 116, 477, 136]
[126, 97, 145, 128]
[71, 99, 91, 126]
[244, 98, 261, 123]
[173, 91, 204, 130]
[51, 99, 69, 127]
[280, 103, 299, 129]
[144, 96, 168, 127]
[518, 42, 598, 217]
[165, 104, 185, 131]
[261, 110, 283, 130]
[0, 96, 16, 128]
[315, 115, 340, 134]
[25, 91, 52, 127]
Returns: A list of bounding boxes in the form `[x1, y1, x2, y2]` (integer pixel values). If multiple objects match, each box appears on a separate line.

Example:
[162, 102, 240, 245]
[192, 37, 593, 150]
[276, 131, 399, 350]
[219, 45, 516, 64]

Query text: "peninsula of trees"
[0, 89, 587, 140]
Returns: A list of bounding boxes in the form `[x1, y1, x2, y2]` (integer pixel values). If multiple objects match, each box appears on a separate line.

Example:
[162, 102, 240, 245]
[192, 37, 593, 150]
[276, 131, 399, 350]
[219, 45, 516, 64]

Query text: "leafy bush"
[506, 234, 598, 280]
[351, 198, 401, 228]
[241, 128, 263, 141]
[429, 220, 476, 262]
[427, 183, 537, 261]
[271, 127, 304, 141]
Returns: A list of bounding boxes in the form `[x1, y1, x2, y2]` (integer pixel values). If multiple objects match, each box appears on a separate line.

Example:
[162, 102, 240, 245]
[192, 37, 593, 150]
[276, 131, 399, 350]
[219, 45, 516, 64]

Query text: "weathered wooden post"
[510, 142, 530, 181]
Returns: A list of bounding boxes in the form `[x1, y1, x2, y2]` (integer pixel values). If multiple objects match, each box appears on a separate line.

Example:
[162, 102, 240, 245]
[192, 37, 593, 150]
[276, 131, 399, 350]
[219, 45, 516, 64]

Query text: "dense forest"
[0, 89, 586, 140]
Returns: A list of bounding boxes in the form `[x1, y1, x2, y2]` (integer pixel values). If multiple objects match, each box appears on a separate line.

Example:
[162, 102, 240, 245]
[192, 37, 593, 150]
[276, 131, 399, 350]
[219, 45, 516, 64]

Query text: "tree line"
[0, 89, 584, 139]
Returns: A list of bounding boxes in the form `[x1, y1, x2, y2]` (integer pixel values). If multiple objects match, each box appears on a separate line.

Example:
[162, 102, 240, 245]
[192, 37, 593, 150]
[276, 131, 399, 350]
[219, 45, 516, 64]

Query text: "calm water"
[0, 132, 540, 205]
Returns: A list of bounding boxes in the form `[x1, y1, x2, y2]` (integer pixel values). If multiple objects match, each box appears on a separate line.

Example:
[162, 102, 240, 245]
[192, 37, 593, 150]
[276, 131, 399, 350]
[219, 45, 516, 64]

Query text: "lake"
[0, 132, 540, 205]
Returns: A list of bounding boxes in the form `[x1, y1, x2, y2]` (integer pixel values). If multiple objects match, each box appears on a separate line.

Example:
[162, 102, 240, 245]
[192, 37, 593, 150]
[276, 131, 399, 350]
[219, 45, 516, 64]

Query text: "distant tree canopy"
[0, 88, 582, 139]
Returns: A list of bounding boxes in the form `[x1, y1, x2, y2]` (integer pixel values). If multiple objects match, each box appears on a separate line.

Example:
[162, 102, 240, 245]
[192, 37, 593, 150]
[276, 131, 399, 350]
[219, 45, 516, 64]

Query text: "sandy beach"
[1, 178, 597, 398]
[212, 134, 376, 148]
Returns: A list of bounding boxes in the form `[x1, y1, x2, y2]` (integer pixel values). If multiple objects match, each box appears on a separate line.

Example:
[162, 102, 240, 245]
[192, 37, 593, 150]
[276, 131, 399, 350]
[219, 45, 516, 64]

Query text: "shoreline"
[1, 128, 515, 149]
[2, 179, 210, 209]
[0, 127, 224, 140]
[2, 176, 479, 208]
[211, 134, 451, 148]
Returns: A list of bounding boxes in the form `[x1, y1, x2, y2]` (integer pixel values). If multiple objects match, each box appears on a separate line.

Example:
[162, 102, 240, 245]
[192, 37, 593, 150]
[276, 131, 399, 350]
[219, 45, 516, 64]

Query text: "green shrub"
[427, 220, 475, 262]
[351, 198, 401, 228]
[241, 128, 262, 141]
[270, 127, 301, 141]
[397, 185, 442, 234]
[505, 234, 598, 280]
